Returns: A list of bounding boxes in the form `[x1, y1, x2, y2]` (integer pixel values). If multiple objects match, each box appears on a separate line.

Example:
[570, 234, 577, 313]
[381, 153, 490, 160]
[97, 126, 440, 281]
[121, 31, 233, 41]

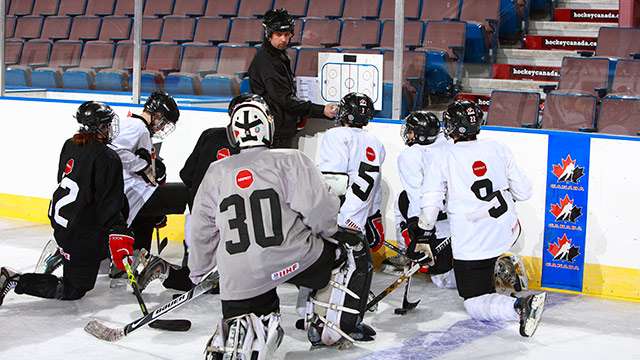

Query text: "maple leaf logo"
[552, 154, 584, 183]
[549, 194, 582, 222]
[548, 234, 580, 262]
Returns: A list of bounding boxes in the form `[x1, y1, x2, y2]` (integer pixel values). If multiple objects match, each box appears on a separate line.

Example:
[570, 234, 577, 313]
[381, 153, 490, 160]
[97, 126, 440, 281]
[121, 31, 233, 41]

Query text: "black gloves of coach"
[405, 217, 436, 266]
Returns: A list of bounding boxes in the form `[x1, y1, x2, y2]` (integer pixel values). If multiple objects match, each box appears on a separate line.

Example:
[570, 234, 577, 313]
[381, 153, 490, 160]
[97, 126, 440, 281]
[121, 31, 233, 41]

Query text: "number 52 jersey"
[422, 138, 532, 261]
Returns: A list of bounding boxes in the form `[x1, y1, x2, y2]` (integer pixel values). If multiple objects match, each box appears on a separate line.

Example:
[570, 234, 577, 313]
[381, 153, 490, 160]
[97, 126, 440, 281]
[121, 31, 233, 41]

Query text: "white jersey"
[317, 127, 386, 232]
[395, 135, 450, 240]
[109, 111, 157, 225]
[422, 138, 532, 261]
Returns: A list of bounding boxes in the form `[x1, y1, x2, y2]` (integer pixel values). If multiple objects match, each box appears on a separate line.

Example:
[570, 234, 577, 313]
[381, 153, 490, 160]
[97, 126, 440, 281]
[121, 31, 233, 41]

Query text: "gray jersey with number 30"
[188, 147, 340, 301]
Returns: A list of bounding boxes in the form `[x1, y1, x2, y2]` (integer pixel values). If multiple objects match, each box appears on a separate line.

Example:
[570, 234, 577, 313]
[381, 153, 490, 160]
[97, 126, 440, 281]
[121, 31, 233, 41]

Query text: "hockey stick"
[155, 227, 168, 255]
[384, 241, 424, 314]
[85, 268, 219, 342]
[122, 258, 191, 332]
[366, 262, 421, 311]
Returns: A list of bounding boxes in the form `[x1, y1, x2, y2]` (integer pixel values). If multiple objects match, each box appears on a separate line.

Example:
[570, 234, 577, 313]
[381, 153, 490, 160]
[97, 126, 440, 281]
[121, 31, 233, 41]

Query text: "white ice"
[1, 218, 639, 360]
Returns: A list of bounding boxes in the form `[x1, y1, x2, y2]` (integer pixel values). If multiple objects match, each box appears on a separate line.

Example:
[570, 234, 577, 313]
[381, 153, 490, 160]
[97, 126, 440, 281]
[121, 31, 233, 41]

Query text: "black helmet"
[75, 101, 119, 142]
[263, 8, 295, 38]
[443, 100, 484, 140]
[401, 111, 440, 146]
[144, 91, 180, 139]
[338, 92, 374, 127]
[227, 93, 266, 116]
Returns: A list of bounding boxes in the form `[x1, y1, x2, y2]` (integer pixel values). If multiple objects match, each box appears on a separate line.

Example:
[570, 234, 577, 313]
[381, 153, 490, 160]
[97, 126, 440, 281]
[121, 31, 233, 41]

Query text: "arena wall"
[0, 96, 638, 302]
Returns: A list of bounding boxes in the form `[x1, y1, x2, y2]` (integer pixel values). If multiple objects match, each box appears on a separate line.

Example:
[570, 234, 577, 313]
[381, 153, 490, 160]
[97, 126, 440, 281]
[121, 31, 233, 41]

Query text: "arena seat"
[160, 16, 195, 43]
[32, 0, 60, 16]
[286, 47, 298, 73]
[14, 16, 44, 41]
[377, 50, 425, 117]
[597, 97, 640, 136]
[69, 16, 101, 41]
[609, 59, 640, 96]
[201, 45, 256, 96]
[172, 0, 205, 16]
[378, 20, 423, 49]
[7, 40, 52, 86]
[338, 19, 381, 49]
[273, 0, 308, 18]
[5, 40, 23, 66]
[85, 0, 115, 16]
[32, 40, 82, 88]
[132, 16, 163, 42]
[307, 0, 343, 18]
[343, 0, 380, 19]
[554, 57, 611, 96]
[95, 42, 148, 91]
[5, 16, 16, 39]
[99, 16, 131, 41]
[63, 40, 115, 89]
[59, 0, 87, 16]
[39, 16, 72, 41]
[294, 47, 338, 77]
[165, 44, 218, 94]
[237, 0, 272, 18]
[379, 0, 420, 20]
[141, 42, 182, 92]
[299, 18, 341, 48]
[204, 0, 239, 17]
[421, 0, 460, 21]
[595, 27, 640, 59]
[418, 20, 466, 96]
[460, 0, 500, 63]
[143, 0, 174, 17]
[487, 90, 540, 127]
[192, 17, 230, 45]
[225, 18, 263, 46]
[9, 0, 34, 16]
[114, 0, 136, 16]
[541, 93, 597, 131]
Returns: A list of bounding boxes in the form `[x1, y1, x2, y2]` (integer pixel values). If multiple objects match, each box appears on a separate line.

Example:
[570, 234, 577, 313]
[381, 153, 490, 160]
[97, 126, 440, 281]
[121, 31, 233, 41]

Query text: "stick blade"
[148, 319, 191, 332]
[84, 320, 125, 342]
[403, 298, 420, 310]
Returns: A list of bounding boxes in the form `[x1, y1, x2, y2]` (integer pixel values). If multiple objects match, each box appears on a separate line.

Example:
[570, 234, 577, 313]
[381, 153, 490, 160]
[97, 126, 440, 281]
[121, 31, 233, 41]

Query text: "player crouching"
[187, 95, 374, 359]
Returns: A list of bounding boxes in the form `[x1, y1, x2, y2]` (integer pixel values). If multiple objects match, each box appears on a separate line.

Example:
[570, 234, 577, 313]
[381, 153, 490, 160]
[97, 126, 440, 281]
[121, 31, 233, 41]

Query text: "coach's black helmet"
[75, 101, 119, 142]
[263, 8, 295, 38]
[442, 100, 484, 141]
[338, 92, 375, 128]
[401, 111, 440, 146]
[144, 91, 180, 139]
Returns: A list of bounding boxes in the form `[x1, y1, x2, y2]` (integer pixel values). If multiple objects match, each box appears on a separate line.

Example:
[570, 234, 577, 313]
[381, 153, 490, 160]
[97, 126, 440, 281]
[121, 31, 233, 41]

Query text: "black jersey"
[48, 139, 128, 265]
[179, 128, 239, 207]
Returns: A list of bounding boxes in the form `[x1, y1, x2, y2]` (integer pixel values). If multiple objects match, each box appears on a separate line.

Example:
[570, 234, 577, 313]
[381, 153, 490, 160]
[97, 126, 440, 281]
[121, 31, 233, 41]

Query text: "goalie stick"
[122, 257, 191, 332]
[85, 268, 218, 342]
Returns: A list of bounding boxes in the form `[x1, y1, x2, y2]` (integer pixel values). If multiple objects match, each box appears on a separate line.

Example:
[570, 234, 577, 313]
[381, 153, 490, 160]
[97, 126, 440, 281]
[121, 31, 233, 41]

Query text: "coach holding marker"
[248, 8, 338, 149]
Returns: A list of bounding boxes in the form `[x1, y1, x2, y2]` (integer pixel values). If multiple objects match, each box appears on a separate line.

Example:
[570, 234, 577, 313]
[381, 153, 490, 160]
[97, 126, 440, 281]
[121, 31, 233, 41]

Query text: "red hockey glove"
[109, 233, 135, 272]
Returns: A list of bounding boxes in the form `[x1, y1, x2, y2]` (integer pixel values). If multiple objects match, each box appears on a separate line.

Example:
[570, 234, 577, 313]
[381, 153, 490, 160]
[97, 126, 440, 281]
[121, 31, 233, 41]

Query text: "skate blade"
[522, 292, 547, 337]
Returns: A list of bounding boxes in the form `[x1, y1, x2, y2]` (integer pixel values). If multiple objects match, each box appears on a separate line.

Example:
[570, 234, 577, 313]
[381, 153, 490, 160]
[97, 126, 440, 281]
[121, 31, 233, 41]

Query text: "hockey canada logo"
[548, 234, 580, 263]
[552, 154, 584, 183]
[549, 194, 582, 222]
[64, 159, 74, 175]
[217, 148, 231, 160]
[235, 169, 254, 189]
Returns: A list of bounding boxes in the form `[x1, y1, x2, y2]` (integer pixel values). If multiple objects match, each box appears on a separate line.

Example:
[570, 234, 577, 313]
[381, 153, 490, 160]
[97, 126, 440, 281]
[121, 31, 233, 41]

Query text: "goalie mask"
[75, 101, 119, 142]
[401, 111, 440, 146]
[443, 100, 484, 141]
[227, 94, 275, 149]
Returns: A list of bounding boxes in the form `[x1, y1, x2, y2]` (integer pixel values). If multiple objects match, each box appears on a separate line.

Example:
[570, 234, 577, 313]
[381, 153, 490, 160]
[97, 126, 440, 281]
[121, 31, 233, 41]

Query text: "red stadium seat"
[173, 0, 205, 16]
[14, 16, 44, 41]
[598, 97, 640, 136]
[85, 0, 116, 16]
[307, 0, 343, 18]
[192, 17, 230, 45]
[215, 46, 256, 75]
[204, 0, 239, 17]
[610, 59, 640, 96]
[339, 19, 381, 49]
[595, 27, 640, 59]
[161, 16, 195, 43]
[9, 0, 35, 16]
[295, 47, 338, 77]
[33, 0, 60, 16]
[378, 20, 423, 49]
[556, 57, 610, 95]
[273, 0, 308, 18]
[114, 0, 135, 16]
[143, 0, 174, 17]
[379, 0, 420, 20]
[5, 40, 23, 66]
[421, 0, 460, 21]
[226, 18, 263, 45]
[542, 93, 597, 131]
[343, 0, 380, 19]
[237, 0, 272, 18]
[487, 91, 540, 127]
[5, 16, 16, 39]
[59, 0, 87, 16]
[300, 19, 341, 48]
[78, 40, 115, 69]
[39, 16, 72, 41]
[99, 16, 132, 41]
[69, 16, 101, 41]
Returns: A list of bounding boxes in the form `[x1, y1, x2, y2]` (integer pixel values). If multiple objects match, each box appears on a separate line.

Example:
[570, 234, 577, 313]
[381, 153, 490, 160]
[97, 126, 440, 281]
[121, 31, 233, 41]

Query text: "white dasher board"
[318, 52, 383, 110]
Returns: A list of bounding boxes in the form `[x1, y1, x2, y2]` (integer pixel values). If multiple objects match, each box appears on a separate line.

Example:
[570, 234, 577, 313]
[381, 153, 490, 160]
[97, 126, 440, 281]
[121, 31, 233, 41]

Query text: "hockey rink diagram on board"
[318, 53, 383, 110]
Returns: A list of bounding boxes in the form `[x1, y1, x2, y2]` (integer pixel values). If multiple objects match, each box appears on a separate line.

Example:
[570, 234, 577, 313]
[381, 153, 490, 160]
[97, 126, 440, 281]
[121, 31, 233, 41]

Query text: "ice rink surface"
[1, 218, 639, 360]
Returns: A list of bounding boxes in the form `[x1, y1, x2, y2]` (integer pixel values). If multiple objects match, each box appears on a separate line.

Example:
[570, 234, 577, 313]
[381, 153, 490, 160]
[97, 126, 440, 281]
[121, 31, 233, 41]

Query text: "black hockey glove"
[406, 217, 425, 242]
[134, 148, 156, 185]
[332, 226, 364, 247]
[155, 157, 166, 185]
[406, 220, 436, 266]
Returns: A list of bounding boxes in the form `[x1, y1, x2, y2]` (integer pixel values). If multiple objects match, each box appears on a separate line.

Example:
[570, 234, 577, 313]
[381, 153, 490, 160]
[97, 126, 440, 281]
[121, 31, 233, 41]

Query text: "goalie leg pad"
[495, 253, 528, 293]
[306, 238, 373, 345]
[205, 313, 283, 360]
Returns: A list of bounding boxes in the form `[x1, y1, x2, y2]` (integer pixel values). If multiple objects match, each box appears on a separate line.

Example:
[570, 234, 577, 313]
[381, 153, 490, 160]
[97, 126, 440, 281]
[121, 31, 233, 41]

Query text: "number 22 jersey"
[422, 138, 532, 261]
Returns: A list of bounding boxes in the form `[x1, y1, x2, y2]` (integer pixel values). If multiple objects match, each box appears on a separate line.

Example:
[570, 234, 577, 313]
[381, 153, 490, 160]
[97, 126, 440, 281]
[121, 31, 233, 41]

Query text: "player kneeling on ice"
[414, 100, 546, 337]
[188, 94, 375, 359]
[0, 102, 138, 305]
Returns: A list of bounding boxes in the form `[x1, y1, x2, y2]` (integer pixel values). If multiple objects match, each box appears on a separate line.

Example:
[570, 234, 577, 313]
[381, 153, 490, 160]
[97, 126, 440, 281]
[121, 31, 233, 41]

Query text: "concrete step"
[461, 77, 555, 96]
[556, 0, 619, 10]
[496, 48, 577, 66]
[529, 21, 607, 37]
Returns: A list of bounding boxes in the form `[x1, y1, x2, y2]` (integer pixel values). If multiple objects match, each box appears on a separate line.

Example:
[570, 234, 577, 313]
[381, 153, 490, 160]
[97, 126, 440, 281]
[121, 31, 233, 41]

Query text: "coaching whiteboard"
[318, 52, 383, 110]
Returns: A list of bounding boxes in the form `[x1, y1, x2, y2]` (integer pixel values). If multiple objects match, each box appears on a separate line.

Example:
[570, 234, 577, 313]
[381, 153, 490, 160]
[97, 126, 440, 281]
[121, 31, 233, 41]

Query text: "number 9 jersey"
[316, 127, 386, 233]
[422, 138, 532, 261]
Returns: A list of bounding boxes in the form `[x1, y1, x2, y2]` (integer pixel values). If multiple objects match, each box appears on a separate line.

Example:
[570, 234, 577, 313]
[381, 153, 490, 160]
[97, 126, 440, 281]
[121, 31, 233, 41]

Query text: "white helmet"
[227, 94, 275, 149]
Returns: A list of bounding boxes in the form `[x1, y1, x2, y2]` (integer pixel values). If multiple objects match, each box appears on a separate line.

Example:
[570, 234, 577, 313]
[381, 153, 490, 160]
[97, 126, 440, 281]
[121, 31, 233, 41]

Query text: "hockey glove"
[406, 217, 425, 243]
[134, 148, 157, 185]
[109, 233, 135, 272]
[155, 157, 166, 185]
[406, 224, 436, 266]
[332, 226, 364, 247]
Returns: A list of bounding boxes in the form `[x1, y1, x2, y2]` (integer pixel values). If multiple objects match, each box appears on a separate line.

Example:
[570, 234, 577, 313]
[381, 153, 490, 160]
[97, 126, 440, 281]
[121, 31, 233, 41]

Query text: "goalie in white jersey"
[414, 100, 546, 337]
[189, 94, 376, 359]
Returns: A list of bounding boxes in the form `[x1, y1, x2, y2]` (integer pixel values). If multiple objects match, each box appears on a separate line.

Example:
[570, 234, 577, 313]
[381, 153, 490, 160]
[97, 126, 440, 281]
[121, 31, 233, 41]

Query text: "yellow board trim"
[1, 193, 638, 302]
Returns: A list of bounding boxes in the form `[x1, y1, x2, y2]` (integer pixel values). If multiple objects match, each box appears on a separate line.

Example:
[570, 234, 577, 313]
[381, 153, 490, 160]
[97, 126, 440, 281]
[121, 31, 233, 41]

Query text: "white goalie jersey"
[317, 127, 386, 232]
[421, 138, 532, 261]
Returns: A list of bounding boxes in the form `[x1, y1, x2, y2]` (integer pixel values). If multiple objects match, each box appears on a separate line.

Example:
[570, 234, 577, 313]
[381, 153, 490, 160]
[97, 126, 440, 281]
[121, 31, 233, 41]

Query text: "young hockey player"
[188, 94, 374, 359]
[395, 111, 456, 288]
[0, 101, 136, 304]
[413, 100, 546, 337]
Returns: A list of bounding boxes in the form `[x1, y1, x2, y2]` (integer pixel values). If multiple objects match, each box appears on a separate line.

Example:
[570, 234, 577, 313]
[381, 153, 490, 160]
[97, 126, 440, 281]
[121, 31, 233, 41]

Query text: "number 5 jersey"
[422, 138, 532, 261]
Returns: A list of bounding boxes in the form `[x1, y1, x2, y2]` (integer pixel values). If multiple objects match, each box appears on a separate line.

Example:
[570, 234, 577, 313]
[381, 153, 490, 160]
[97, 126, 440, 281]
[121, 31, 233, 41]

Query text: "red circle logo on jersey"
[64, 159, 74, 175]
[236, 169, 254, 189]
[366, 147, 376, 162]
[472, 160, 487, 177]
[217, 148, 231, 160]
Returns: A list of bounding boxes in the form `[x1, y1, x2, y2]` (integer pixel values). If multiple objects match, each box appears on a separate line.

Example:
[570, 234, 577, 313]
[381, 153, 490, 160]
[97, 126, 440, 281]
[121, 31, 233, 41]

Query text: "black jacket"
[248, 40, 326, 140]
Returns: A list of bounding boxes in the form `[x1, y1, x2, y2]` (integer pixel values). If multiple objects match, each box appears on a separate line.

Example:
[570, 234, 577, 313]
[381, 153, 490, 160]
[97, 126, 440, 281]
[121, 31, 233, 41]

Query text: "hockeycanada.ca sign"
[554, 8, 619, 23]
[541, 133, 590, 292]
[493, 64, 560, 82]
[524, 35, 597, 51]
